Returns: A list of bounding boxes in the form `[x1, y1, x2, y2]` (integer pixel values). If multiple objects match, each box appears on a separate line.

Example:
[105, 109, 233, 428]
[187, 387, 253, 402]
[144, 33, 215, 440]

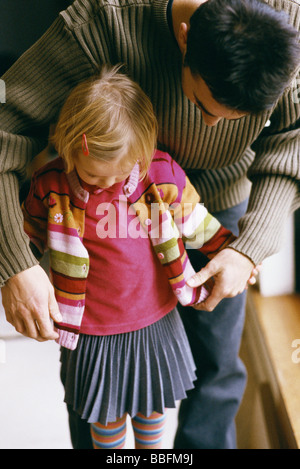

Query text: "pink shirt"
[79, 178, 178, 335]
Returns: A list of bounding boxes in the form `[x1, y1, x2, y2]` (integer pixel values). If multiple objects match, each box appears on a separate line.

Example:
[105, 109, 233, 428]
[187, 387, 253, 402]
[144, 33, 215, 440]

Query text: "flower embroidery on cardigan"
[54, 213, 64, 223]
[50, 210, 72, 223]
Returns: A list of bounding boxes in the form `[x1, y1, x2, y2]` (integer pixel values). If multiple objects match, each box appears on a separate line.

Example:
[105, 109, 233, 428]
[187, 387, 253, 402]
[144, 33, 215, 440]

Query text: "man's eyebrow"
[193, 93, 217, 117]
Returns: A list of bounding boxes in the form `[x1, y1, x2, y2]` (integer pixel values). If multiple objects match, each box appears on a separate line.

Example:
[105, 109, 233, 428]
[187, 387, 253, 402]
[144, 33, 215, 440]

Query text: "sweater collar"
[123, 162, 140, 197]
[66, 162, 140, 202]
[153, 0, 171, 39]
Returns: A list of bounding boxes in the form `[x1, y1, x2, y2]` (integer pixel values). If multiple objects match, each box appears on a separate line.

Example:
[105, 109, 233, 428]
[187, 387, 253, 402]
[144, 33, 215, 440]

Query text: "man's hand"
[1, 265, 62, 341]
[188, 248, 258, 311]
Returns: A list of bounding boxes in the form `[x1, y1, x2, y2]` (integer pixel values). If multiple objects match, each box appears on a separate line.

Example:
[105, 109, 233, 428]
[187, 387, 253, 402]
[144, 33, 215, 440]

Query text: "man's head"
[179, 0, 299, 122]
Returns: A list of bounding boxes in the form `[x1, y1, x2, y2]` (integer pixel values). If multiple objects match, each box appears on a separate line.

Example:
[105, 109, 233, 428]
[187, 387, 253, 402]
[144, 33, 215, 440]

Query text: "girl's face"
[74, 151, 135, 189]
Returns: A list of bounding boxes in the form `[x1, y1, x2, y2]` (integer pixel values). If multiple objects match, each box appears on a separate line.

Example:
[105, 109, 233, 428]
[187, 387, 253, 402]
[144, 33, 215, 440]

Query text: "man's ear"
[177, 22, 188, 54]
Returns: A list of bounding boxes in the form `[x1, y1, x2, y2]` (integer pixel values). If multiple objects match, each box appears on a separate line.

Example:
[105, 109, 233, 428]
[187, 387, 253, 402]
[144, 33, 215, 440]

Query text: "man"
[0, 0, 299, 449]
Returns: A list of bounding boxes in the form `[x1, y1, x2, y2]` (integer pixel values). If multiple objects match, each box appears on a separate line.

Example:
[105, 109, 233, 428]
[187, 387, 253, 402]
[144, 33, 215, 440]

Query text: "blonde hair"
[51, 64, 158, 178]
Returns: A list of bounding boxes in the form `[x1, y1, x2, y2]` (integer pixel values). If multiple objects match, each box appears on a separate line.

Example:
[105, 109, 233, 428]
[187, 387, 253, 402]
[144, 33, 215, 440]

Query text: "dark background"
[0, 0, 72, 75]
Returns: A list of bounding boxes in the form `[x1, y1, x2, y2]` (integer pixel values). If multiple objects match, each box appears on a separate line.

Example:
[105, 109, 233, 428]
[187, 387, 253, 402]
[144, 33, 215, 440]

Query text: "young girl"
[22, 65, 235, 449]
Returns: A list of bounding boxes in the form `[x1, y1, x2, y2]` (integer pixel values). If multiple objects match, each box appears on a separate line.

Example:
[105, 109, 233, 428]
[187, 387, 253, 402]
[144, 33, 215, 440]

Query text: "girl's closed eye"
[74, 151, 136, 189]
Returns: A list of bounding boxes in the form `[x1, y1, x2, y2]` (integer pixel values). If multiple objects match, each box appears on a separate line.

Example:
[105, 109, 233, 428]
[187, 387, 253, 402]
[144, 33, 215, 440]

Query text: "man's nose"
[202, 113, 222, 127]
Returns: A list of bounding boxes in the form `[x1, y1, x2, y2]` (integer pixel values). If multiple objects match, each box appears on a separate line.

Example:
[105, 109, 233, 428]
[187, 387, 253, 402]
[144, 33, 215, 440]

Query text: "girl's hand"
[187, 248, 257, 311]
[1, 265, 62, 341]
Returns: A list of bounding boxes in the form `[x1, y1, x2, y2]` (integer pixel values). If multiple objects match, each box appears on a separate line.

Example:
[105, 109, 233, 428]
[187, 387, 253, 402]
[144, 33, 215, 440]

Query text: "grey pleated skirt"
[60, 308, 196, 426]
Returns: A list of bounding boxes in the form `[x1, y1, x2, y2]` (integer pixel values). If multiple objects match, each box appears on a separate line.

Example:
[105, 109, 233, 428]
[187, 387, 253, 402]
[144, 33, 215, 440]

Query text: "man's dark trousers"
[174, 199, 249, 449]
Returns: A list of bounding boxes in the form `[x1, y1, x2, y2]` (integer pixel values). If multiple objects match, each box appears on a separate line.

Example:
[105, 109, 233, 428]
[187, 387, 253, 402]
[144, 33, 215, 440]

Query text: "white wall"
[258, 215, 295, 297]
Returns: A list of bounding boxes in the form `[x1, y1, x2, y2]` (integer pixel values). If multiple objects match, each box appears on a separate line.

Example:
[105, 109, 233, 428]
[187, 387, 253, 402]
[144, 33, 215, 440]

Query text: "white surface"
[0, 334, 72, 449]
[259, 215, 295, 297]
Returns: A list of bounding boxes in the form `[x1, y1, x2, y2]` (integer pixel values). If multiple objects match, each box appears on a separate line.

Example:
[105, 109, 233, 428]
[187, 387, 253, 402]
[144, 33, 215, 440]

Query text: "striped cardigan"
[22, 151, 235, 350]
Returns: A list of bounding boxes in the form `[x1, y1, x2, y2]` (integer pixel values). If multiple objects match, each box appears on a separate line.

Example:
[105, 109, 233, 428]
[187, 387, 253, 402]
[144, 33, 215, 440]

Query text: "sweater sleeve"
[22, 175, 48, 260]
[229, 67, 300, 265]
[0, 14, 96, 286]
[173, 176, 236, 255]
[170, 174, 237, 306]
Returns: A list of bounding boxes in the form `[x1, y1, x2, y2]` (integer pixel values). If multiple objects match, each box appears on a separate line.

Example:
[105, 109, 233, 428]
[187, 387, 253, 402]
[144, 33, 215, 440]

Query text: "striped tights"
[90, 412, 166, 449]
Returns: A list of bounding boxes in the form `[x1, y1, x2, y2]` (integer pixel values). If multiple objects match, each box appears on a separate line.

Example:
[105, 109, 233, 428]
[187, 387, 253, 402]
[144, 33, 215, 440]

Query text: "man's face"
[181, 66, 247, 126]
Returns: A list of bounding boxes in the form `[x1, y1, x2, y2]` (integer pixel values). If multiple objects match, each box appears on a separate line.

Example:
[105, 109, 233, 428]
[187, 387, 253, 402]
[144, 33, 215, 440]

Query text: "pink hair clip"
[82, 133, 89, 156]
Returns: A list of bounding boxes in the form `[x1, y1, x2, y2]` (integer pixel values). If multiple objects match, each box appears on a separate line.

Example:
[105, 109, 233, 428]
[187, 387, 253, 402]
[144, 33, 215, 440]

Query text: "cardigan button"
[175, 288, 182, 295]
[145, 193, 155, 204]
[158, 252, 164, 260]
[144, 218, 152, 226]
[124, 185, 132, 195]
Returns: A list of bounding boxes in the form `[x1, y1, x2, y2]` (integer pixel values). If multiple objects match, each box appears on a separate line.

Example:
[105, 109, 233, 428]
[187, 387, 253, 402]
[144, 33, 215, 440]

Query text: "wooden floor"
[236, 288, 300, 449]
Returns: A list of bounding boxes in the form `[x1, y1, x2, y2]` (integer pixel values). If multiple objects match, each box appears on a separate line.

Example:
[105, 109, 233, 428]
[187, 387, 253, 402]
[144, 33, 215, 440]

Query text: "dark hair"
[185, 0, 300, 113]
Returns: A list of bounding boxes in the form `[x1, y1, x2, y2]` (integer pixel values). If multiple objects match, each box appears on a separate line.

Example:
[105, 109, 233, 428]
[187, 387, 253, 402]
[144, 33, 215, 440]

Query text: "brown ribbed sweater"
[0, 0, 299, 285]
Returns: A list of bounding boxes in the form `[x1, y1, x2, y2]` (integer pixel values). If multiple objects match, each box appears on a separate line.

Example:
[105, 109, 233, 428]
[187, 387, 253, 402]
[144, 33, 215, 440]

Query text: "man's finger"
[23, 315, 41, 340]
[34, 313, 59, 340]
[10, 311, 45, 341]
[48, 291, 62, 324]
[187, 262, 217, 288]
[194, 287, 224, 312]
[248, 276, 257, 285]
[14, 317, 27, 335]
